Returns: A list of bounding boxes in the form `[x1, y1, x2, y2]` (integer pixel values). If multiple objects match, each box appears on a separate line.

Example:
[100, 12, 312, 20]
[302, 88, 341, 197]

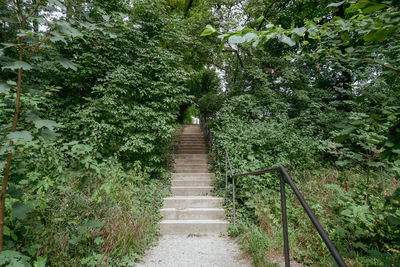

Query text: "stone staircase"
[160, 124, 229, 234]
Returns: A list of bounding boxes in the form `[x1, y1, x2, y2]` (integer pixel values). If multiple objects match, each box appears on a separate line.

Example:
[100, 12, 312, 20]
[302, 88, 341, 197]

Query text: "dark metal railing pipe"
[232, 167, 281, 178]
[225, 153, 228, 199]
[279, 167, 346, 267]
[280, 173, 290, 267]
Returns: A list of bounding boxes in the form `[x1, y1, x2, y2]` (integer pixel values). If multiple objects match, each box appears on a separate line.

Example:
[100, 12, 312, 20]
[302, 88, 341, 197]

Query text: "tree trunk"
[0, 45, 23, 251]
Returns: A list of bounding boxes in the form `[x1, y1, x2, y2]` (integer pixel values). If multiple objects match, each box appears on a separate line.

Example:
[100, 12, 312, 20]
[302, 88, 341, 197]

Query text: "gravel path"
[136, 234, 252, 267]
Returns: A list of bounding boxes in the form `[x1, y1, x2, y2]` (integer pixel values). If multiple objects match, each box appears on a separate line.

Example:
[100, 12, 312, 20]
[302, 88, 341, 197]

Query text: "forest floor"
[135, 234, 252, 267]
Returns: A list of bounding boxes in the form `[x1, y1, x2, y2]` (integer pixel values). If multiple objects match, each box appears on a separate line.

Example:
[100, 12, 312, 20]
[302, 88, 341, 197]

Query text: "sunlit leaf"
[7, 131, 33, 142]
[11, 202, 32, 220]
[200, 25, 216, 36]
[1, 61, 32, 71]
[292, 27, 306, 36]
[56, 57, 77, 71]
[280, 35, 296, 46]
[34, 119, 62, 131]
[327, 2, 344, 8]
[0, 82, 11, 93]
[228, 35, 245, 44]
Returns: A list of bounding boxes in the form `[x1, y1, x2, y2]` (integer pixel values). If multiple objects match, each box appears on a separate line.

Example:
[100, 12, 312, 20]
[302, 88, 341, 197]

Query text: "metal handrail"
[200, 117, 346, 267]
[227, 159, 347, 267]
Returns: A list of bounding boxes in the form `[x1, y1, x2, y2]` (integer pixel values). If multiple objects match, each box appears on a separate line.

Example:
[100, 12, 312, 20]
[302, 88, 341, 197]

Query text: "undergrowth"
[222, 167, 400, 266]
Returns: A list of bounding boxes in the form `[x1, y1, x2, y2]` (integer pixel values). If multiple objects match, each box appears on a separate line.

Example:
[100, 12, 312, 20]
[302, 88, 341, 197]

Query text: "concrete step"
[178, 150, 208, 154]
[172, 173, 215, 179]
[174, 164, 209, 169]
[180, 133, 203, 136]
[172, 186, 213, 196]
[161, 208, 224, 220]
[175, 168, 209, 173]
[160, 219, 228, 234]
[179, 137, 204, 141]
[179, 145, 207, 149]
[179, 144, 206, 147]
[180, 140, 205, 144]
[178, 150, 207, 154]
[172, 179, 214, 186]
[179, 139, 205, 142]
[174, 159, 209, 165]
[163, 196, 223, 209]
[174, 154, 208, 160]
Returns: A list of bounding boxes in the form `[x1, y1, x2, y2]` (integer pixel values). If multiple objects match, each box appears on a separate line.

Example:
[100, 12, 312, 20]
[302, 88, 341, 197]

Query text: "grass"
[226, 167, 399, 266]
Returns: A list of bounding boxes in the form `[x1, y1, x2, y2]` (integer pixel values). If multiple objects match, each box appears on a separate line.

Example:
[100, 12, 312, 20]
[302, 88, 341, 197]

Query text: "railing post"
[232, 176, 236, 225]
[279, 167, 347, 267]
[280, 173, 290, 267]
[225, 153, 228, 199]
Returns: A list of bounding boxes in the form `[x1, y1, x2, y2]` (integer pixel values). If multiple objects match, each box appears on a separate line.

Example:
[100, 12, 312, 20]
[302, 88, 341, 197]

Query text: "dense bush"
[0, 0, 195, 265]
[201, 1, 400, 265]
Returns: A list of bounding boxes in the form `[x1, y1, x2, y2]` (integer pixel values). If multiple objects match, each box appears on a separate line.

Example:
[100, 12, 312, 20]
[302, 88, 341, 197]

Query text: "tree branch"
[257, 0, 278, 30]
[222, 49, 244, 68]
[26, 0, 42, 20]
[27, 33, 51, 58]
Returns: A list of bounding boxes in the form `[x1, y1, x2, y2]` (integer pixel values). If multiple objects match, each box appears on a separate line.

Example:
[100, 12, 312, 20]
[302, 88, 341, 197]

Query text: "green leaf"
[7, 80, 17, 86]
[363, 4, 386, 14]
[34, 256, 47, 267]
[8, 184, 23, 199]
[280, 35, 296, 46]
[56, 57, 77, 71]
[25, 112, 41, 123]
[48, 0, 64, 8]
[0, 161, 5, 171]
[373, 29, 389, 42]
[228, 35, 245, 44]
[102, 14, 110, 21]
[49, 34, 67, 44]
[364, 29, 389, 42]
[58, 23, 81, 37]
[0, 250, 31, 266]
[86, 220, 105, 229]
[1, 61, 32, 71]
[11, 202, 32, 220]
[34, 119, 62, 131]
[256, 16, 264, 23]
[94, 237, 104, 245]
[243, 32, 258, 42]
[327, 2, 344, 8]
[0, 82, 11, 93]
[292, 27, 306, 36]
[3, 226, 10, 236]
[200, 25, 216, 36]
[41, 128, 60, 140]
[345, 47, 355, 53]
[7, 131, 33, 142]
[340, 32, 350, 42]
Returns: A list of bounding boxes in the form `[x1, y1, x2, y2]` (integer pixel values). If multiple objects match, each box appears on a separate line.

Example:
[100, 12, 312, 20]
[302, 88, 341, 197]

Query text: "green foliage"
[0, 0, 194, 265]
[230, 222, 276, 267]
[201, 0, 400, 265]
